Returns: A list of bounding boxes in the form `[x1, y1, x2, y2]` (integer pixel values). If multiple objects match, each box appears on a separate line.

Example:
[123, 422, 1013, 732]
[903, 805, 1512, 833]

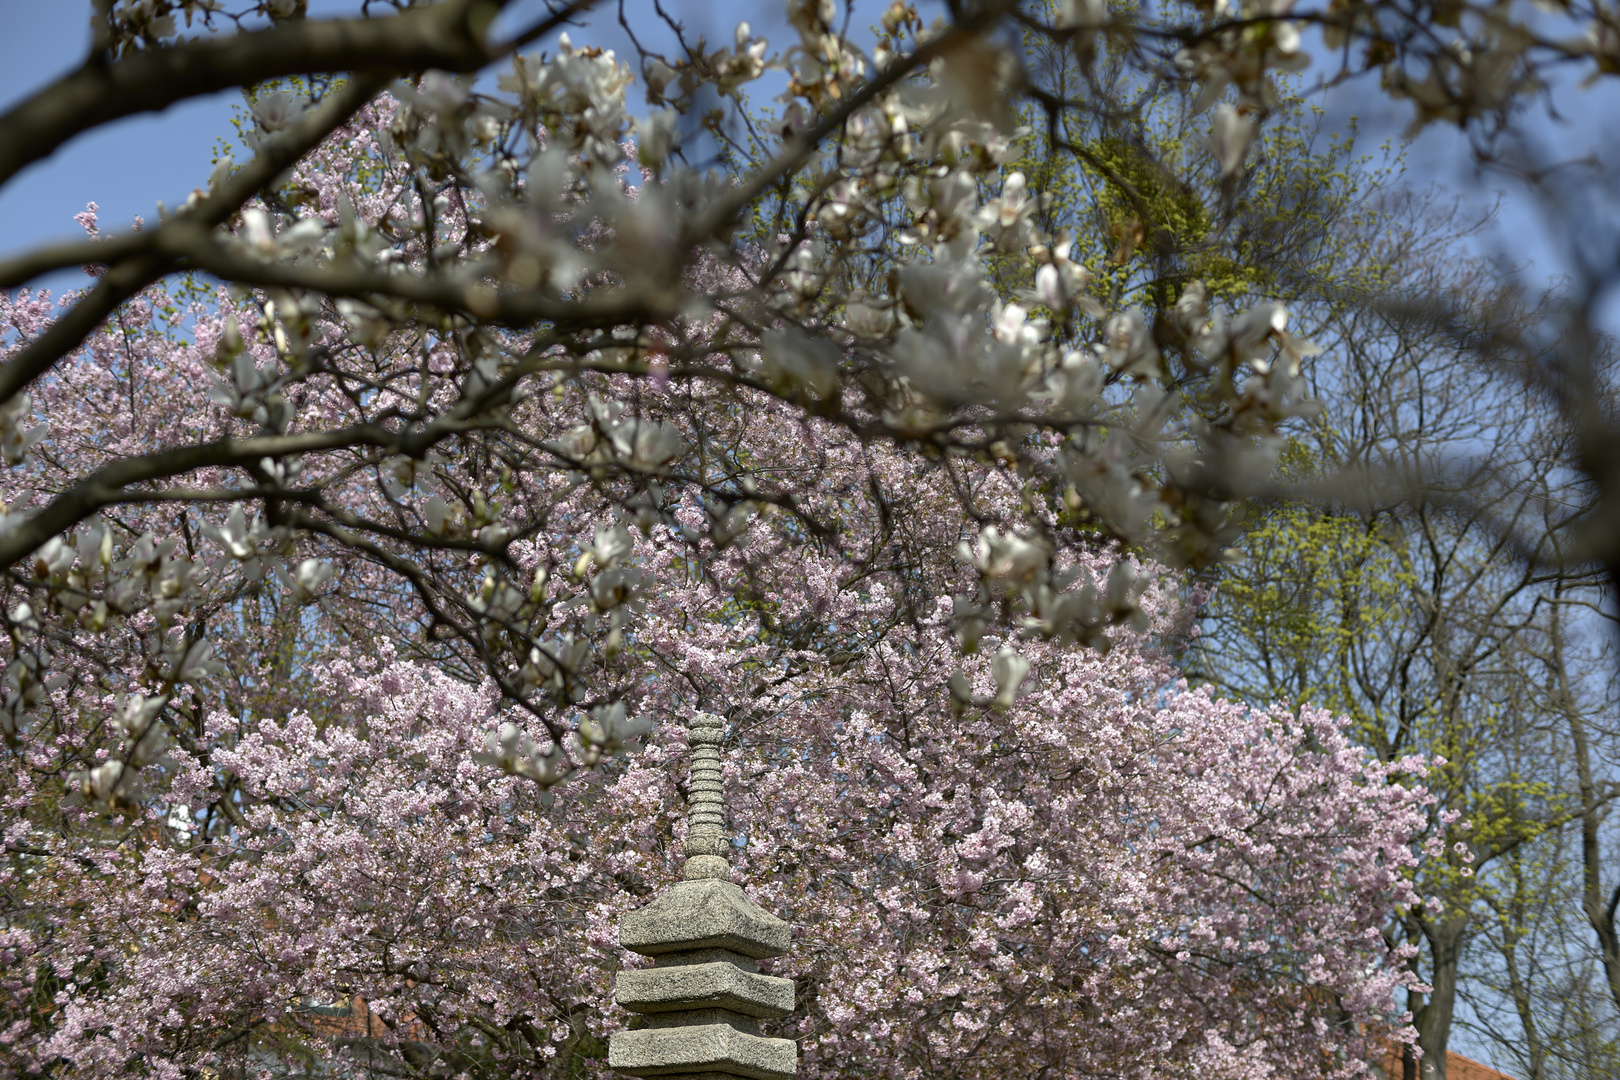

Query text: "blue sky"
[0, 1, 241, 295]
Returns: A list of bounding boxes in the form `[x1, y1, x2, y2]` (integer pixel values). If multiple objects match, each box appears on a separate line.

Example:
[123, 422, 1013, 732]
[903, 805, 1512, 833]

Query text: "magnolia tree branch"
[0, 0, 518, 189]
[158, 230, 672, 327]
[0, 412, 508, 571]
[0, 71, 392, 405]
[0, 426, 394, 566]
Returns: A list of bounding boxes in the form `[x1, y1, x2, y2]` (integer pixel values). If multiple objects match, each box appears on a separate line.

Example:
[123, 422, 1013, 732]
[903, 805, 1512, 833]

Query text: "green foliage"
[996, 30, 1406, 337]
[1212, 501, 1411, 726]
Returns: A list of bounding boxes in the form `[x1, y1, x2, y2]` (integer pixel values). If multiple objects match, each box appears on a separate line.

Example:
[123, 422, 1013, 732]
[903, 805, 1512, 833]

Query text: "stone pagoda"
[607, 712, 797, 1080]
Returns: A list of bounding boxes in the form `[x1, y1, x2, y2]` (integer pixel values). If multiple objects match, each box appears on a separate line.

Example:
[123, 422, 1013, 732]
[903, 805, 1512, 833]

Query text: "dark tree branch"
[0, 420, 477, 570]
[0, 0, 516, 190]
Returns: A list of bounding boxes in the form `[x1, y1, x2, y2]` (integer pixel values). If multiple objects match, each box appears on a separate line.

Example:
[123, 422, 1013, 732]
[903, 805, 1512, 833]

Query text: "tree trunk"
[1536, 582, 1620, 1017]
[1411, 917, 1469, 1080]
[1569, 698, 1620, 1012]
[1499, 927, 1548, 1080]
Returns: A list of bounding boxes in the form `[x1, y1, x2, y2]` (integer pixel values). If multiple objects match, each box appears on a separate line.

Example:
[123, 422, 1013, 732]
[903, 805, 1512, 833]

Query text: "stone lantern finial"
[682, 711, 731, 880]
[607, 711, 797, 1080]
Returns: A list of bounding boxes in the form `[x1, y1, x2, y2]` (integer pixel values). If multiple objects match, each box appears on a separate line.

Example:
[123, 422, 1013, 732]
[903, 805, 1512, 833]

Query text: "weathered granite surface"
[618, 879, 790, 959]
[654, 947, 757, 970]
[616, 963, 794, 1018]
[608, 1024, 796, 1080]
[637, 1007, 761, 1033]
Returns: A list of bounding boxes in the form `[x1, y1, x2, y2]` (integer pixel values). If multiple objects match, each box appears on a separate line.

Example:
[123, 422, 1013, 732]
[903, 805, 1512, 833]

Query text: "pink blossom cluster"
[0, 374, 1432, 1077]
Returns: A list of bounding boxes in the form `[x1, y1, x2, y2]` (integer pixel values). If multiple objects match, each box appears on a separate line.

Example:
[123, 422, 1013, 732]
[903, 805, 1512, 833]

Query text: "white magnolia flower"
[32, 538, 74, 579]
[991, 648, 1031, 710]
[964, 527, 1052, 583]
[643, 57, 679, 103]
[201, 505, 259, 561]
[423, 494, 453, 534]
[845, 292, 897, 337]
[1059, 0, 1107, 28]
[1030, 240, 1106, 318]
[476, 721, 565, 786]
[1045, 350, 1104, 416]
[1101, 308, 1159, 376]
[599, 414, 685, 468]
[79, 760, 131, 807]
[76, 520, 112, 569]
[592, 523, 634, 571]
[1225, 303, 1291, 370]
[0, 393, 47, 465]
[1209, 104, 1256, 177]
[635, 109, 680, 170]
[281, 559, 334, 604]
[250, 90, 308, 133]
[975, 171, 1043, 251]
[576, 702, 654, 764]
[245, 91, 309, 150]
[176, 639, 224, 683]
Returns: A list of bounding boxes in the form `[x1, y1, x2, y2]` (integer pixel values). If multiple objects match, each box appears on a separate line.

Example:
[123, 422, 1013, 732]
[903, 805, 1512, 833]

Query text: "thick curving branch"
[0, 418, 488, 570]
[0, 0, 508, 190]
[150, 227, 674, 328]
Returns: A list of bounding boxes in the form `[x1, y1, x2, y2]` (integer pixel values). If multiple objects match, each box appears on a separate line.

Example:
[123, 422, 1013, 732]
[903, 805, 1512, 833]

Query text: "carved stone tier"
[607, 1024, 796, 1080]
[618, 879, 790, 960]
[608, 713, 797, 1080]
[617, 961, 795, 1018]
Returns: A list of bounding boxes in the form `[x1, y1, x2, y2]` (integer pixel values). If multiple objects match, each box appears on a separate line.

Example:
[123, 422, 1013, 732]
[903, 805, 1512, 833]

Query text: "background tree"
[1188, 184, 1620, 1078]
[962, 25, 1597, 1075]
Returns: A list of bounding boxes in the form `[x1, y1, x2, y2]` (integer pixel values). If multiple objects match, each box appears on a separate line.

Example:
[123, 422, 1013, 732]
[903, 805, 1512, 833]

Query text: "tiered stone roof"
[608, 712, 796, 1080]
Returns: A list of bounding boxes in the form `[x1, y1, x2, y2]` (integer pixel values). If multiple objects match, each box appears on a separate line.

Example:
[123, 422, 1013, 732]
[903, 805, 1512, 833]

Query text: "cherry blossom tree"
[0, 206, 1437, 1076]
[0, 425, 1440, 1076]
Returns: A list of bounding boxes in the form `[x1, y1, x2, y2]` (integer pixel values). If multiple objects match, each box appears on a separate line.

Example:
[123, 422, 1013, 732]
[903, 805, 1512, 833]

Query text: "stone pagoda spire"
[608, 712, 796, 1080]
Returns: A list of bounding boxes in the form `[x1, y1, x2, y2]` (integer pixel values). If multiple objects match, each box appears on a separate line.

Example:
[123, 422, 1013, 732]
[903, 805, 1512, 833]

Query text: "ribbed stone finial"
[683, 712, 731, 881]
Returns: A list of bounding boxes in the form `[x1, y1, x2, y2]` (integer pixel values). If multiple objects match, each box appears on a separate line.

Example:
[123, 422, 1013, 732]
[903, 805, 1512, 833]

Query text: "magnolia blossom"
[1209, 103, 1256, 176]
